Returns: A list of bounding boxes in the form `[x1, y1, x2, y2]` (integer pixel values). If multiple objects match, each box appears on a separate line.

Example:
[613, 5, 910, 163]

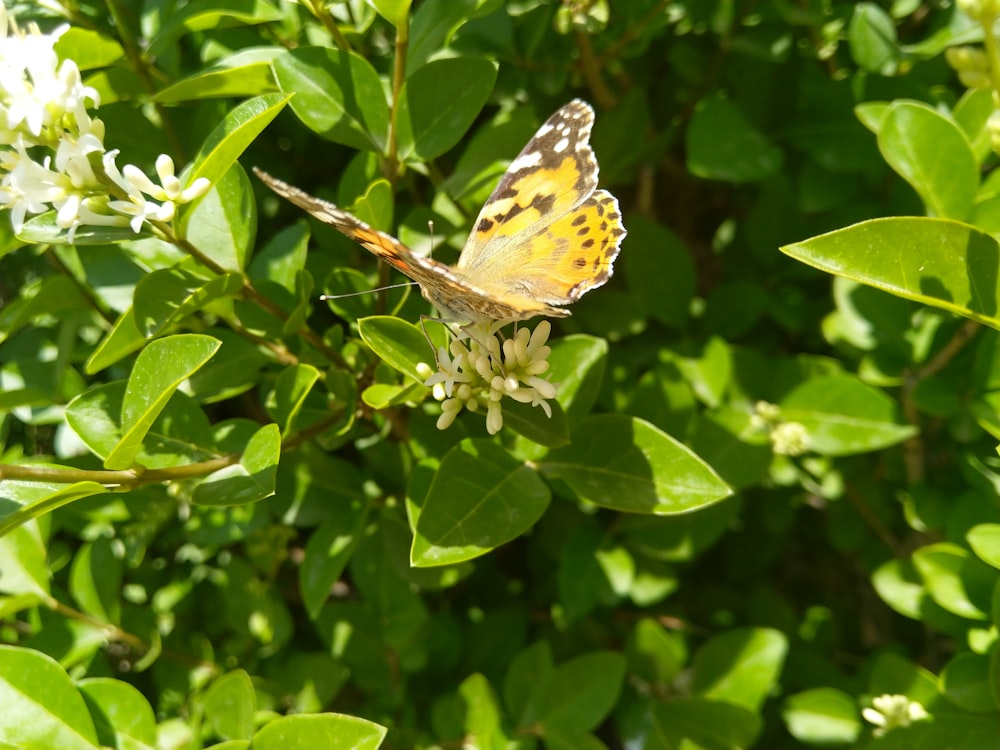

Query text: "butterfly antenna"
[426, 219, 435, 258]
[319, 281, 418, 301]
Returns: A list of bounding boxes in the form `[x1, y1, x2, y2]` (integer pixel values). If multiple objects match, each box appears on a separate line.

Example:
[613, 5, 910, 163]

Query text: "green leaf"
[865, 715, 1000, 750]
[366, 0, 411, 27]
[967, 524, 1000, 569]
[78, 678, 158, 749]
[273, 47, 390, 153]
[358, 315, 434, 384]
[183, 93, 291, 199]
[872, 558, 924, 619]
[539, 652, 625, 733]
[54, 27, 124, 70]
[396, 58, 497, 161]
[411, 439, 551, 567]
[152, 48, 280, 103]
[0, 521, 49, 595]
[204, 671, 256, 741]
[782, 688, 862, 745]
[687, 95, 782, 183]
[503, 641, 554, 727]
[250, 713, 387, 749]
[778, 374, 916, 455]
[546, 335, 607, 425]
[105, 334, 221, 470]
[0, 481, 109, 539]
[781, 218, 1000, 330]
[848, 3, 900, 75]
[266, 364, 320, 436]
[148, 0, 283, 57]
[85, 308, 148, 373]
[540, 415, 732, 514]
[69, 536, 123, 625]
[133, 268, 244, 337]
[939, 652, 997, 713]
[0, 645, 101, 749]
[638, 698, 761, 750]
[191, 423, 281, 506]
[299, 499, 369, 620]
[182, 165, 257, 271]
[627, 619, 688, 688]
[690, 627, 788, 712]
[912, 543, 991, 620]
[501, 398, 570, 448]
[877, 101, 978, 219]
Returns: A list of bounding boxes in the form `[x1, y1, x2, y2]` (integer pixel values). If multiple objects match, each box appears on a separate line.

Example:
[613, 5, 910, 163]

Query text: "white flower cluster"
[862, 694, 928, 737]
[416, 320, 558, 435]
[0, 12, 209, 241]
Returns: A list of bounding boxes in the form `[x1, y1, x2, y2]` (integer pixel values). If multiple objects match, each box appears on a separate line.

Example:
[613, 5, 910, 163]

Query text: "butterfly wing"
[253, 168, 565, 322]
[458, 99, 599, 273]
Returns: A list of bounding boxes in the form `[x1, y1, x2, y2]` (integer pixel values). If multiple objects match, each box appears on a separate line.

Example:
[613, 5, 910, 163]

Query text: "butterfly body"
[255, 99, 625, 324]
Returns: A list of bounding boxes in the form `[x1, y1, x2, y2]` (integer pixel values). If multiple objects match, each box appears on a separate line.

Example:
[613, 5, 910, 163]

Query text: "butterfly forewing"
[458, 99, 600, 273]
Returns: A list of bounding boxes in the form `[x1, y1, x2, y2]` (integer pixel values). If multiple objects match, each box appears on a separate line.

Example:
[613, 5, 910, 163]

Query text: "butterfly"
[254, 99, 626, 324]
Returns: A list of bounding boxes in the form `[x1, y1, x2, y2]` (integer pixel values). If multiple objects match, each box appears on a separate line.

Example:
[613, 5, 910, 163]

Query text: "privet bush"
[1, 1, 1000, 748]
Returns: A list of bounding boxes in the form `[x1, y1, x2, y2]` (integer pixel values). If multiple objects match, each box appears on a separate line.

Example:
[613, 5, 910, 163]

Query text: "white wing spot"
[536, 123, 555, 137]
[553, 137, 569, 153]
[508, 150, 543, 171]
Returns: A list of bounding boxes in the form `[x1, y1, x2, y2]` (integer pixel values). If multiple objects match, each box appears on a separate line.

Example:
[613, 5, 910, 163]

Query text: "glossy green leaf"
[783, 688, 861, 744]
[627, 619, 688, 688]
[251, 713, 387, 749]
[869, 652, 940, 709]
[69, 536, 123, 624]
[182, 165, 257, 271]
[78, 677, 158, 749]
[0, 481, 108, 540]
[939, 652, 997, 713]
[503, 641, 554, 727]
[690, 627, 788, 711]
[273, 47, 390, 153]
[638, 698, 761, 750]
[358, 315, 434, 384]
[779, 374, 916, 455]
[105, 334, 221, 470]
[540, 415, 732, 514]
[397, 58, 497, 161]
[152, 48, 280, 103]
[872, 558, 924, 619]
[205, 671, 256, 741]
[191, 423, 280, 506]
[366, 0, 411, 27]
[0, 275, 86, 346]
[546, 335, 607, 425]
[183, 93, 290, 197]
[148, 0, 283, 56]
[865, 715, 1000, 750]
[0, 521, 49, 595]
[411, 439, 551, 567]
[912, 543, 991, 621]
[500, 398, 570, 448]
[967, 524, 1000, 569]
[267, 364, 320, 436]
[85, 308, 147, 373]
[539, 652, 625, 733]
[299, 499, 368, 620]
[0, 645, 100, 749]
[877, 101, 978, 219]
[782, 218, 1000, 330]
[54, 27, 124, 70]
[133, 268, 243, 337]
[687, 95, 782, 183]
[848, 3, 900, 75]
